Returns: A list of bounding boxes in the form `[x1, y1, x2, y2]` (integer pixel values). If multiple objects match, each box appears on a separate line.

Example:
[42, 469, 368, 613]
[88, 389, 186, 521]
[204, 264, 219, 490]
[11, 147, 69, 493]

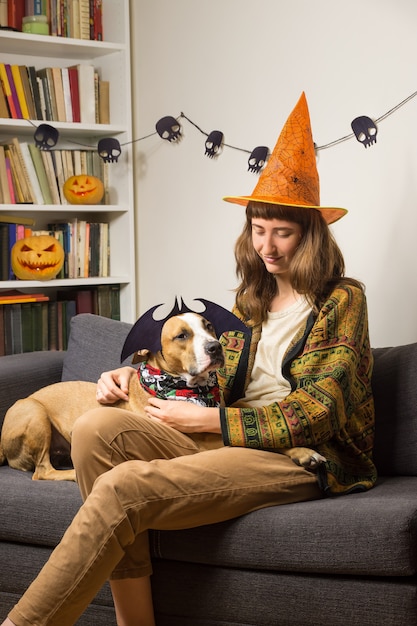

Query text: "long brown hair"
[234, 202, 363, 324]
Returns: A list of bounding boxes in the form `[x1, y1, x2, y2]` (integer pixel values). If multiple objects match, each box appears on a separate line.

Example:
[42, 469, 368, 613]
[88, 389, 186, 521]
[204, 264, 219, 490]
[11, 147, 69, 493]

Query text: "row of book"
[0, 138, 107, 205]
[0, 220, 111, 280]
[3, 1, 103, 41]
[0, 285, 120, 355]
[0, 61, 110, 124]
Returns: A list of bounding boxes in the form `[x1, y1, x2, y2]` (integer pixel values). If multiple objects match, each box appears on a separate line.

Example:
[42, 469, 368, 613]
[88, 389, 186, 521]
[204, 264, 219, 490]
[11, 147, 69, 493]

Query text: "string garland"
[26, 88, 417, 171]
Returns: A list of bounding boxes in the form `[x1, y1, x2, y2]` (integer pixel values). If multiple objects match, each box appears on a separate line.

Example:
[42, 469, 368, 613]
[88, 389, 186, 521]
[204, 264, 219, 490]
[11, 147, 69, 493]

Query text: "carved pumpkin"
[11, 235, 65, 281]
[63, 174, 104, 205]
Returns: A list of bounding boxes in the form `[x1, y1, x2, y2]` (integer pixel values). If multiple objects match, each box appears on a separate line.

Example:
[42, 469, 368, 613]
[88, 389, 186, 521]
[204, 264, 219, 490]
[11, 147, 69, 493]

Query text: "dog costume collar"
[138, 362, 220, 408]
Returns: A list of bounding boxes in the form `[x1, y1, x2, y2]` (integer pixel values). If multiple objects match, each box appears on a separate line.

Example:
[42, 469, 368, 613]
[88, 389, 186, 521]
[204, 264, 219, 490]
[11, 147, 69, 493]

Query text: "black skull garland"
[34, 124, 60, 150]
[248, 146, 269, 173]
[98, 137, 122, 162]
[205, 131, 223, 158]
[351, 116, 378, 148]
[156, 116, 182, 142]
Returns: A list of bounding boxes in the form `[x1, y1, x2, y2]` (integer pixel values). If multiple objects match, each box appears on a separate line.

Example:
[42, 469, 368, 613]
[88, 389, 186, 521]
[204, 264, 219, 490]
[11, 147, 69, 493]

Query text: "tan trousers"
[9, 407, 321, 626]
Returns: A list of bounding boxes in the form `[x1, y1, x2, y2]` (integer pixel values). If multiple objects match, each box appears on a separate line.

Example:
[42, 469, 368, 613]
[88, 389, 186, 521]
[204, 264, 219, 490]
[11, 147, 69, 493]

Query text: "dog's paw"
[284, 447, 327, 469]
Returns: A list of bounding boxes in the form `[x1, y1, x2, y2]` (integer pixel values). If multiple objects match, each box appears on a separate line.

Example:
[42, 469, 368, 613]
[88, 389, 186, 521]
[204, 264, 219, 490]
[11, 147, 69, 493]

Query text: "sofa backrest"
[62, 314, 417, 478]
[62, 313, 133, 383]
[372, 343, 417, 476]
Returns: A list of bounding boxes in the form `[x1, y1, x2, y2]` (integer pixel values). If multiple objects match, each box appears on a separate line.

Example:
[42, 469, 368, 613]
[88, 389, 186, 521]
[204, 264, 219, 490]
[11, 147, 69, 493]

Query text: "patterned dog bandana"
[138, 362, 221, 407]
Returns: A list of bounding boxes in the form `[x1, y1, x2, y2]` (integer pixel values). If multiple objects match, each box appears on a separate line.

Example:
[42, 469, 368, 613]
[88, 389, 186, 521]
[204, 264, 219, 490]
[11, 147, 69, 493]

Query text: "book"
[67, 66, 81, 123]
[19, 141, 45, 205]
[70, 0, 80, 38]
[0, 79, 10, 118]
[0, 214, 35, 225]
[0, 63, 18, 119]
[91, 0, 103, 41]
[27, 66, 43, 120]
[0, 146, 12, 204]
[79, 0, 90, 39]
[5, 64, 23, 119]
[5, 155, 17, 203]
[51, 67, 66, 122]
[36, 68, 53, 121]
[21, 301, 34, 353]
[7, 0, 25, 30]
[0, 224, 9, 279]
[28, 143, 53, 204]
[11, 65, 30, 119]
[74, 64, 96, 124]
[60, 67, 73, 123]
[98, 80, 110, 124]
[40, 149, 61, 203]
[11, 137, 36, 203]
[0, 0, 7, 27]
[18, 66, 36, 120]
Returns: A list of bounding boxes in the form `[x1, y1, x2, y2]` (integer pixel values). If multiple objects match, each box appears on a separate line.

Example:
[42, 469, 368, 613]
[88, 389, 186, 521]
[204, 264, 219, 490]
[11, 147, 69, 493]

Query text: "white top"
[240, 297, 311, 407]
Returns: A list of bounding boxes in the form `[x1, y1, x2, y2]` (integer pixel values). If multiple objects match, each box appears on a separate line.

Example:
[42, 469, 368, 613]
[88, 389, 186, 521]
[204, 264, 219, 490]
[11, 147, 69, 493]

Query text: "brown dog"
[0, 311, 324, 481]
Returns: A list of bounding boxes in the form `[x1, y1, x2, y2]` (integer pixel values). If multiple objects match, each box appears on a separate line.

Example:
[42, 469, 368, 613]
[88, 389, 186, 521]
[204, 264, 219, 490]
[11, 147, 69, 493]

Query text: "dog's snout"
[205, 341, 222, 357]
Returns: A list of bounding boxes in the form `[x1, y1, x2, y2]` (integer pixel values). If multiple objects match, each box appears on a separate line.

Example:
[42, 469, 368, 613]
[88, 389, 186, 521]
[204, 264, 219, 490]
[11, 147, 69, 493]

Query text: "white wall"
[130, 0, 417, 347]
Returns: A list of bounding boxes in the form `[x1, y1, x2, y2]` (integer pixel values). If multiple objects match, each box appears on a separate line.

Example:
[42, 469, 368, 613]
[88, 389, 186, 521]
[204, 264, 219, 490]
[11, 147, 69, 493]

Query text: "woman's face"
[251, 217, 302, 276]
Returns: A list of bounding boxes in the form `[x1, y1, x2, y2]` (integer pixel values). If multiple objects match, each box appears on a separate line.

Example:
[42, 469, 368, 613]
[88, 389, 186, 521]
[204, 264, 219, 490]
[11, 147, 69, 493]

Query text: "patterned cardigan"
[218, 284, 376, 495]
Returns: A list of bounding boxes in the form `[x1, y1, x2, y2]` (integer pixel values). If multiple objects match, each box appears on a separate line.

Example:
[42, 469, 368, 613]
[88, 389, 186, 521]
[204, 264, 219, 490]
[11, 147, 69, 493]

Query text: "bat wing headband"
[121, 298, 249, 362]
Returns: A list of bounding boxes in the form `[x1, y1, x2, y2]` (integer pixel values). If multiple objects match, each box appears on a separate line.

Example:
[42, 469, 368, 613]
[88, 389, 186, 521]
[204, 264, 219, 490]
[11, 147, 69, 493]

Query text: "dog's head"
[156, 312, 224, 386]
[121, 298, 248, 386]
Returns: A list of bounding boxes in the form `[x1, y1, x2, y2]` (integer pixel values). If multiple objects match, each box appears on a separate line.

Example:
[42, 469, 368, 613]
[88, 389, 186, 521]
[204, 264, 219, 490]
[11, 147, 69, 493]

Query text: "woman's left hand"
[144, 397, 221, 434]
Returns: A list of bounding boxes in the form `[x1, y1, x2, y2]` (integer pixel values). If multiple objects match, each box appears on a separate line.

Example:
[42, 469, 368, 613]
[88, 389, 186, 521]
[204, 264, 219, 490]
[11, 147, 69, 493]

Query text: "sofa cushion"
[372, 344, 417, 476]
[62, 314, 133, 383]
[150, 476, 417, 577]
[0, 467, 82, 547]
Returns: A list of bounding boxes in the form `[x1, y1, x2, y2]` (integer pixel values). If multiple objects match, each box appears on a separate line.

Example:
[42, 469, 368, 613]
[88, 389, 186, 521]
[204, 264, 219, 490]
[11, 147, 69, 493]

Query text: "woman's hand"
[96, 366, 136, 404]
[144, 397, 221, 434]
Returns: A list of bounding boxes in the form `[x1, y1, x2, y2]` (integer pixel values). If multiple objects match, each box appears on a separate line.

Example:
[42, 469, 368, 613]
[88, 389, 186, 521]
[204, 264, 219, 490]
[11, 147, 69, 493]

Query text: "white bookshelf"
[0, 0, 136, 323]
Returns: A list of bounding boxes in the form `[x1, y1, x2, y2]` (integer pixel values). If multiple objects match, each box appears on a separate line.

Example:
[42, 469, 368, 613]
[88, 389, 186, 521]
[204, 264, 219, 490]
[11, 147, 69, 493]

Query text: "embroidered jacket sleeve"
[217, 285, 376, 494]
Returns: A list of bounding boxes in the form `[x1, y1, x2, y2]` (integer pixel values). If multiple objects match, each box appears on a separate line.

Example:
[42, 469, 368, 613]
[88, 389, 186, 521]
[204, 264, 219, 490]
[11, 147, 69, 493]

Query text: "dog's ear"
[195, 298, 248, 338]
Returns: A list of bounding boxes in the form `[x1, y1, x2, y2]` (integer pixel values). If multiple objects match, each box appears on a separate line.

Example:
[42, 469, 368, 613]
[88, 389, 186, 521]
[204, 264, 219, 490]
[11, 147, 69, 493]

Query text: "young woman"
[2, 94, 376, 626]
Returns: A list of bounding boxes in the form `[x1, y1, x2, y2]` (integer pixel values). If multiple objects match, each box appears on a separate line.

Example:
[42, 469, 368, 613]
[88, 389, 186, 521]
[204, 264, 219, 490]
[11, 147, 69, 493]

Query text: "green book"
[27, 143, 53, 204]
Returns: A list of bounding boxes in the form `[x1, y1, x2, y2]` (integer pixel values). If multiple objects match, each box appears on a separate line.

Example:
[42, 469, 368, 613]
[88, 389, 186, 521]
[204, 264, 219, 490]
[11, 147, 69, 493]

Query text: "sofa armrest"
[0, 351, 64, 426]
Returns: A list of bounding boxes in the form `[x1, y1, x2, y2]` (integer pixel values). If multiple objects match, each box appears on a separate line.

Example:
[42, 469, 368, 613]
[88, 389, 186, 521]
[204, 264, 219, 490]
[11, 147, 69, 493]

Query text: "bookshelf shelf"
[0, 119, 129, 138]
[0, 31, 127, 59]
[0, 0, 136, 354]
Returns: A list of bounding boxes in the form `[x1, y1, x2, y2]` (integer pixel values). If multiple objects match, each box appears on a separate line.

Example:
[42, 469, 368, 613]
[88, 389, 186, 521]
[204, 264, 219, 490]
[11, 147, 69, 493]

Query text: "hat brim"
[223, 195, 347, 225]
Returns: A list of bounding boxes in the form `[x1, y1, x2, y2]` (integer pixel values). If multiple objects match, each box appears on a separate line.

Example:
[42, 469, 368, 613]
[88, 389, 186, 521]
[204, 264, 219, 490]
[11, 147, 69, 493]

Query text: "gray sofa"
[0, 313, 416, 626]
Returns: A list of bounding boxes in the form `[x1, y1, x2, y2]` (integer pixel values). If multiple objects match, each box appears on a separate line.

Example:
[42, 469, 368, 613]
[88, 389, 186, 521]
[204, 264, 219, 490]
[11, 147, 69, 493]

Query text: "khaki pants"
[9, 407, 321, 626]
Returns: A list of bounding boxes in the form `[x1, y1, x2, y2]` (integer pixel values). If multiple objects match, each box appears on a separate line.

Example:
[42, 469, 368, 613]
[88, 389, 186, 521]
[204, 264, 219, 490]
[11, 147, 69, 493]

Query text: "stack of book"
[0, 219, 110, 280]
[0, 61, 109, 124]
[0, 138, 107, 205]
[0, 285, 120, 355]
[4, 1, 103, 41]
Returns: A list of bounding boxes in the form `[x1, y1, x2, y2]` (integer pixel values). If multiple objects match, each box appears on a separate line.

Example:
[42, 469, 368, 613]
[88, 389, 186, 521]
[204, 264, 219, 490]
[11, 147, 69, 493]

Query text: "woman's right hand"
[96, 366, 136, 404]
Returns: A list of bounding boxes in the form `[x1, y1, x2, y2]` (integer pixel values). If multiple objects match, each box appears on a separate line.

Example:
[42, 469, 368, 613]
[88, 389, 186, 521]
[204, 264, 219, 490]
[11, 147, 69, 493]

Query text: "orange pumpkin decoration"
[63, 174, 104, 205]
[11, 235, 65, 281]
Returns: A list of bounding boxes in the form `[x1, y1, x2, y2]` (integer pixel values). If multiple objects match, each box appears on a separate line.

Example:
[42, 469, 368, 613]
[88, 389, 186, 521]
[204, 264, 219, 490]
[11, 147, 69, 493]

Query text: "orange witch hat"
[223, 92, 347, 224]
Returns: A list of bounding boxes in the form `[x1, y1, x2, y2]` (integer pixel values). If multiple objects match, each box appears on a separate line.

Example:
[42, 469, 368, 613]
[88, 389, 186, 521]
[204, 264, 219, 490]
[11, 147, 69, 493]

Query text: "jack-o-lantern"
[63, 174, 104, 205]
[11, 235, 65, 281]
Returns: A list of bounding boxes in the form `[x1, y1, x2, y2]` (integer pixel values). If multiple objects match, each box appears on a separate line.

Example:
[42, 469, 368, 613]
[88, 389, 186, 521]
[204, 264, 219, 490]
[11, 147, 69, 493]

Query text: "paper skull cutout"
[34, 124, 59, 150]
[98, 137, 122, 163]
[156, 116, 181, 142]
[351, 116, 378, 148]
[205, 130, 223, 158]
[248, 146, 269, 173]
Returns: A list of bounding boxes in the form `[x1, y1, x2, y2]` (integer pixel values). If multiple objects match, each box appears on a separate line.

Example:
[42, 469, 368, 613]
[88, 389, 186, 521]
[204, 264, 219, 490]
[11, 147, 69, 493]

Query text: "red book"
[7, 0, 25, 31]
[68, 67, 81, 123]
[5, 64, 23, 118]
[93, 0, 103, 41]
